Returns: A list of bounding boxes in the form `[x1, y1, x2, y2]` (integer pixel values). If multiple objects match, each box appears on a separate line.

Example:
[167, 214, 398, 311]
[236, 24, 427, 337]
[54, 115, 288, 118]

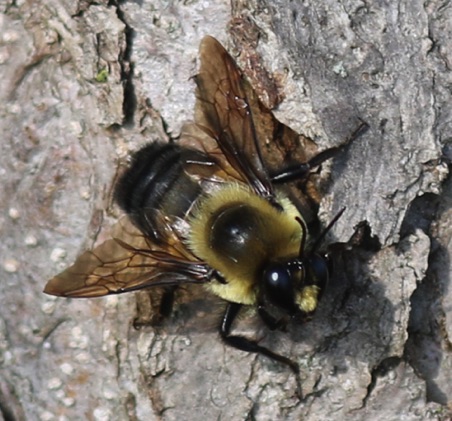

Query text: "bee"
[45, 36, 363, 396]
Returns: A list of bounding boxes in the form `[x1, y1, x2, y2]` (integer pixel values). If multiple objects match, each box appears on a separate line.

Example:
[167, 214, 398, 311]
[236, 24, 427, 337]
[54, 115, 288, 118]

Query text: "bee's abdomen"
[115, 142, 206, 240]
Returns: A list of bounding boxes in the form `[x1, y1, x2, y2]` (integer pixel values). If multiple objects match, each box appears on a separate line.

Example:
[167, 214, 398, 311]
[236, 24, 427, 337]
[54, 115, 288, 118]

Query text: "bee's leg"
[209, 269, 227, 284]
[257, 306, 290, 331]
[271, 148, 338, 183]
[133, 286, 178, 329]
[271, 122, 369, 184]
[220, 302, 302, 397]
[159, 286, 177, 318]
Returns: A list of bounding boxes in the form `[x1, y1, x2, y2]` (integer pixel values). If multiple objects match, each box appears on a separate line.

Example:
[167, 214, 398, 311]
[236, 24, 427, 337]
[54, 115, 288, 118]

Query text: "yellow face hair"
[187, 183, 305, 305]
[296, 285, 321, 313]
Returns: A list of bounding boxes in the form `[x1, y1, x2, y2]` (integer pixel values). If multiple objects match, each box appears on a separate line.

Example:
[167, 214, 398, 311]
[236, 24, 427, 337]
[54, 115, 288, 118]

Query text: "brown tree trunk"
[1, 0, 451, 420]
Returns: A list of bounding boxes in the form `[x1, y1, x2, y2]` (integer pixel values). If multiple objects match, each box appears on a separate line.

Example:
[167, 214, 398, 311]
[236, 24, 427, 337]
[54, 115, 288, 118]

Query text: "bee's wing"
[187, 35, 278, 197]
[44, 216, 210, 298]
[184, 35, 319, 197]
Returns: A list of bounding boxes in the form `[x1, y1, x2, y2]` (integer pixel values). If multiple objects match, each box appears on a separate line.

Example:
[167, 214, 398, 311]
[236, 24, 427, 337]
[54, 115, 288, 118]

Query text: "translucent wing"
[184, 36, 315, 198]
[44, 217, 210, 298]
[187, 35, 275, 197]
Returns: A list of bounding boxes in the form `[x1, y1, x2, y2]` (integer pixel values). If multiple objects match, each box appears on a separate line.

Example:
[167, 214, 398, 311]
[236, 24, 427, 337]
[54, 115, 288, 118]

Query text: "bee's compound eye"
[263, 263, 294, 309]
[306, 254, 329, 290]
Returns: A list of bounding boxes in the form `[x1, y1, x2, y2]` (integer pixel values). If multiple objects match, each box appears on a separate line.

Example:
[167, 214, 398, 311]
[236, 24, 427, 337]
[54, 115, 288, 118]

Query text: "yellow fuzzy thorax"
[187, 183, 305, 305]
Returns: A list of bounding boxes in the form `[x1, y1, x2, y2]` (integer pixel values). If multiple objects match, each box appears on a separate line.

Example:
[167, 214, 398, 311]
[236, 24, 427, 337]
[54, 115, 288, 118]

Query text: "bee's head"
[262, 253, 329, 316]
[261, 209, 344, 316]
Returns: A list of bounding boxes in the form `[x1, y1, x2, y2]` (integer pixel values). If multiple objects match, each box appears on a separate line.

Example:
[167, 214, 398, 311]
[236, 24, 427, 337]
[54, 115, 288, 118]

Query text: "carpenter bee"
[45, 36, 363, 396]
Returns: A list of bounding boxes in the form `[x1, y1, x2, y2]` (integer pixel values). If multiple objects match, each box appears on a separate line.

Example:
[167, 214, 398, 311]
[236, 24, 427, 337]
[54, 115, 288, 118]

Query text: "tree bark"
[1, 0, 451, 420]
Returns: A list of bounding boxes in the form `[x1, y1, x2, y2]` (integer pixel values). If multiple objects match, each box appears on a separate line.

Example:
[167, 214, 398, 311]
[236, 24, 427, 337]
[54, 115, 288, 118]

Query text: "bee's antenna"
[310, 207, 346, 253]
[295, 216, 308, 258]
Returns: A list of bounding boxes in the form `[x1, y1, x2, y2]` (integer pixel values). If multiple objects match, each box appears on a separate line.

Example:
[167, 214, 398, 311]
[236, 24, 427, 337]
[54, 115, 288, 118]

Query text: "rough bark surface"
[1, 0, 451, 420]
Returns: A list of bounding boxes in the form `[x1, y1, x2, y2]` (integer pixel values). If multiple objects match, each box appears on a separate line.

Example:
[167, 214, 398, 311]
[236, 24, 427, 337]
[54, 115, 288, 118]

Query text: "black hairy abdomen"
[115, 142, 205, 240]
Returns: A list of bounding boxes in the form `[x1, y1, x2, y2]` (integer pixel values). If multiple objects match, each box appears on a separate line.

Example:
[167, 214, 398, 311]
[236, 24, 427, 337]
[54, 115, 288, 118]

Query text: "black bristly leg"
[210, 269, 227, 284]
[159, 286, 177, 318]
[220, 303, 299, 371]
[258, 305, 290, 331]
[271, 121, 369, 184]
[133, 287, 177, 329]
[220, 302, 302, 397]
[271, 148, 339, 184]
[134, 286, 178, 329]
